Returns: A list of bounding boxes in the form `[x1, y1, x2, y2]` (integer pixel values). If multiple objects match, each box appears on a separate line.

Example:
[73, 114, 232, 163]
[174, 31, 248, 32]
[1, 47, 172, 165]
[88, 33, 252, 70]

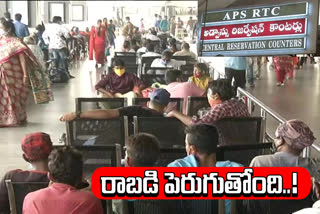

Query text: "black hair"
[125, 17, 130, 21]
[14, 13, 22, 21]
[182, 42, 190, 50]
[36, 24, 44, 32]
[48, 147, 83, 187]
[126, 133, 160, 167]
[123, 40, 131, 50]
[52, 16, 62, 23]
[162, 50, 173, 59]
[208, 79, 234, 101]
[194, 63, 208, 73]
[97, 19, 102, 36]
[0, 18, 16, 36]
[4, 12, 11, 19]
[169, 38, 176, 46]
[185, 124, 219, 155]
[146, 42, 155, 52]
[113, 58, 125, 67]
[165, 69, 182, 84]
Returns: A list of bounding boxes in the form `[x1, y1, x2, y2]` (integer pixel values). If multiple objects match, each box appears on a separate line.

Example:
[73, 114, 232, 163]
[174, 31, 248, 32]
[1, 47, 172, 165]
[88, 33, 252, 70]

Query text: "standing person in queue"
[122, 17, 134, 40]
[224, 57, 247, 93]
[103, 18, 111, 59]
[13, 13, 29, 38]
[273, 56, 294, 86]
[108, 19, 116, 49]
[89, 19, 106, 68]
[0, 18, 53, 127]
[42, 16, 74, 78]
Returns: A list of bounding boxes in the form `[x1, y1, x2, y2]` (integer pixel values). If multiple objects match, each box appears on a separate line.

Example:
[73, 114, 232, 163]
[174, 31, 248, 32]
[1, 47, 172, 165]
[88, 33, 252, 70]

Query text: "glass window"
[49, 2, 65, 23]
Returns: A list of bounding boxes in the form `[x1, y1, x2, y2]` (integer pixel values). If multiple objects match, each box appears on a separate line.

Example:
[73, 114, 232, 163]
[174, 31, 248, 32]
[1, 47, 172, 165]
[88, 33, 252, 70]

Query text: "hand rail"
[237, 87, 320, 156]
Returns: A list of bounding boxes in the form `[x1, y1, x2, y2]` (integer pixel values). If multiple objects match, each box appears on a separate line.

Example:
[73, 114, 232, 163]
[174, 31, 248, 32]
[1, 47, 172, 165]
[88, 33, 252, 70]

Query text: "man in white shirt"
[141, 43, 161, 57]
[151, 50, 186, 69]
[43, 16, 73, 78]
[173, 42, 197, 59]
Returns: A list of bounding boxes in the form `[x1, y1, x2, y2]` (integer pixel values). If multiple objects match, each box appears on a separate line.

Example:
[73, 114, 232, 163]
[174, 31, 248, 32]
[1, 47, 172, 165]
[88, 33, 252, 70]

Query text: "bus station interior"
[1, 1, 320, 212]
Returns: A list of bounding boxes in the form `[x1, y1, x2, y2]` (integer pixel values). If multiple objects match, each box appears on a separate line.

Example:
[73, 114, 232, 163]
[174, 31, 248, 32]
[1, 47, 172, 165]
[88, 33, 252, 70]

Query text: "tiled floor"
[1, 58, 320, 177]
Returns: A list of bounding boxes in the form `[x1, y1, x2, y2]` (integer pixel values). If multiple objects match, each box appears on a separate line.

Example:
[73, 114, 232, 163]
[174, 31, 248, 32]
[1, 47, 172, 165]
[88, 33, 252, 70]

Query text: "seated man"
[137, 38, 148, 53]
[0, 132, 52, 213]
[141, 43, 161, 57]
[173, 42, 197, 59]
[168, 79, 249, 126]
[168, 124, 242, 214]
[151, 50, 186, 70]
[23, 147, 104, 214]
[60, 88, 171, 122]
[95, 58, 145, 106]
[114, 133, 176, 214]
[165, 69, 205, 113]
[188, 63, 212, 91]
[250, 120, 316, 168]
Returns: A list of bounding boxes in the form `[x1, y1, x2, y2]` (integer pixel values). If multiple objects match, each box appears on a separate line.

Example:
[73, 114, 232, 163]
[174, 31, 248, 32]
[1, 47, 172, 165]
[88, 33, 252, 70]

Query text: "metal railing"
[237, 87, 320, 158]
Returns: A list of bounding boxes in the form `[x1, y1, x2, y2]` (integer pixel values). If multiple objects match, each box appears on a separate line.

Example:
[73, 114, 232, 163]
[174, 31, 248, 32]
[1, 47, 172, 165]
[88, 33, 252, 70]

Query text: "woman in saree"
[273, 56, 294, 86]
[89, 19, 106, 68]
[0, 18, 53, 127]
[103, 18, 112, 60]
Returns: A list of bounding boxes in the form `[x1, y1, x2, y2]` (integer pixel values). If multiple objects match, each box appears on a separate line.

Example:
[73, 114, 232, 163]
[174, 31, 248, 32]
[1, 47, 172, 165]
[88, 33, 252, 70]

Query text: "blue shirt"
[168, 154, 243, 214]
[224, 57, 247, 71]
[14, 21, 29, 38]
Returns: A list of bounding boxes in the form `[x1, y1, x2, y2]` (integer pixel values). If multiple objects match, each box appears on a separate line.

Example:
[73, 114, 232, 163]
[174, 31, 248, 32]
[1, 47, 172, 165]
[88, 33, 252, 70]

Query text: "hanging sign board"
[198, 1, 318, 56]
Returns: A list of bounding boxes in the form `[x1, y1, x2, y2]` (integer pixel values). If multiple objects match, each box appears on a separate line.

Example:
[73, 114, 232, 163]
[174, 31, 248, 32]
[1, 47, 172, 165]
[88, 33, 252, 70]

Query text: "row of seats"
[5, 142, 274, 214]
[75, 96, 210, 116]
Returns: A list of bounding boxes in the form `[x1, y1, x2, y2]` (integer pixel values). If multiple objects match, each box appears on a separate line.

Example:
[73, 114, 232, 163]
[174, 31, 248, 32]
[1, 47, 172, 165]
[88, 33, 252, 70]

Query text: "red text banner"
[200, 18, 306, 41]
[91, 167, 311, 200]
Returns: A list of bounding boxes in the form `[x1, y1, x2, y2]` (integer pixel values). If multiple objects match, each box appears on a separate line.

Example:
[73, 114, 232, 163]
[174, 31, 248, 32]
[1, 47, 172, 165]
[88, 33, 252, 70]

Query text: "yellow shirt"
[188, 75, 211, 91]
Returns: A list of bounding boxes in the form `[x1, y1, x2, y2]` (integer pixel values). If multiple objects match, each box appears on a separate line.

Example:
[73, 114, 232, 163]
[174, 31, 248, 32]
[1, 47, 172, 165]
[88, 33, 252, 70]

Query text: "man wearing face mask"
[95, 58, 145, 106]
[151, 50, 186, 71]
[167, 79, 249, 126]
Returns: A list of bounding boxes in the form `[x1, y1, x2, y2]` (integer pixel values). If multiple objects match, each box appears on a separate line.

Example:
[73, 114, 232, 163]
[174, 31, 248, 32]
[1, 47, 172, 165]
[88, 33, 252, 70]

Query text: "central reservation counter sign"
[198, 2, 316, 56]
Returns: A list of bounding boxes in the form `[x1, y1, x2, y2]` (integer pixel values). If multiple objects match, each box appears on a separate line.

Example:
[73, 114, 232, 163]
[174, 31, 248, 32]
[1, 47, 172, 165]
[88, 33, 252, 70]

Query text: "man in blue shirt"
[224, 57, 247, 93]
[14, 13, 29, 38]
[168, 124, 242, 214]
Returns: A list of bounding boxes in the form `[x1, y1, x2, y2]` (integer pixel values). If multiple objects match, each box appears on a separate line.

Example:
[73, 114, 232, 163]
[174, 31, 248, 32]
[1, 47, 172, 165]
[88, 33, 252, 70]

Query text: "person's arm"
[18, 53, 29, 86]
[59, 109, 120, 122]
[25, 25, 30, 37]
[167, 110, 193, 126]
[95, 76, 110, 91]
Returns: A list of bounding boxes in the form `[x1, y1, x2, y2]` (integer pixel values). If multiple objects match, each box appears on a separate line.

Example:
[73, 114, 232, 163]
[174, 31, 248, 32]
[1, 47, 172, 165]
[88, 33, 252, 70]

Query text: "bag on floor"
[50, 68, 69, 83]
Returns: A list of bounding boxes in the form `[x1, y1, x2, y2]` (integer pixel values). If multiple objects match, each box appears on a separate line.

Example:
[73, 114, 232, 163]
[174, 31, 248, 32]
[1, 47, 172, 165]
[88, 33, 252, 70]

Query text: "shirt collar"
[50, 182, 76, 190]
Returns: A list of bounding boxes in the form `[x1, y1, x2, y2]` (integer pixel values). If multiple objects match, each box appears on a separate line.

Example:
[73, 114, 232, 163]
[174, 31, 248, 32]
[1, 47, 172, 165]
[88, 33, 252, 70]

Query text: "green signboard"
[201, 38, 305, 52]
[202, 2, 308, 23]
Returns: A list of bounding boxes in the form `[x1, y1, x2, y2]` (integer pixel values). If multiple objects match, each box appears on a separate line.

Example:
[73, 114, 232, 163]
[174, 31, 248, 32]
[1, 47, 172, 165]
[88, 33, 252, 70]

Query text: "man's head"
[48, 147, 83, 187]
[113, 58, 126, 77]
[185, 124, 219, 157]
[161, 50, 173, 64]
[125, 17, 130, 22]
[158, 16, 162, 20]
[21, 132, 53, 163]
[164, 16, 168, 20]
[165, 69, 183, 84]
[103, 18, 108, 24]
[52, 16, 62, 24]
[182, 42, 190, 51]
[148, 88, 171, 112]
[207, 79, 233, 108]
[123, 40, 131, 50]
[189, 16, 193, 20]
[14, 13, 22, 22]
[35, 24, 44, 33]
[155, 14, 158, 18]
[168, 38, 176, 46]
[146, 42, 155, 52]
[125, 133, 160, 167]
[275, 119, 316, 155]
[109, 19, 113, 24]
